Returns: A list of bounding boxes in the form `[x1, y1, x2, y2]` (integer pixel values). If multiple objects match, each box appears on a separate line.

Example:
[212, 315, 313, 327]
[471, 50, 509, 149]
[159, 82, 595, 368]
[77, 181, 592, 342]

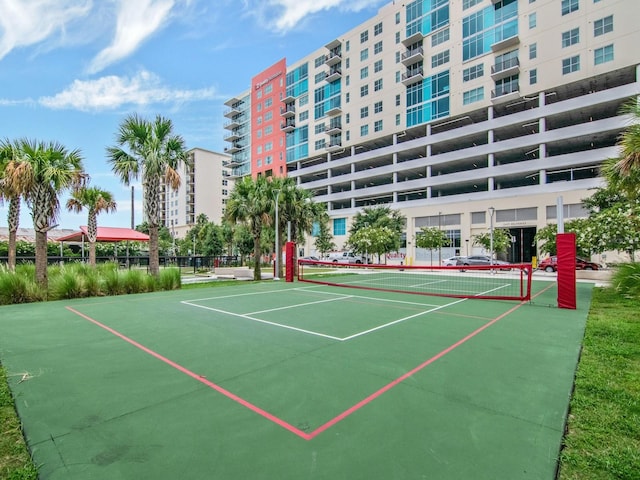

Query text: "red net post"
[285, 242, 295, 282]
[557, 233, 577, 309]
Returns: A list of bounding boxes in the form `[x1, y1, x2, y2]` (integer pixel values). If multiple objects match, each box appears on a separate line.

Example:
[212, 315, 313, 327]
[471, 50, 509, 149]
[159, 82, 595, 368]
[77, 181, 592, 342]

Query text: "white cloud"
[255, 0, 384, 32]
[87, 0, 177, 74]
[0, 0, 92, 60]
[39, 70, 218, 111]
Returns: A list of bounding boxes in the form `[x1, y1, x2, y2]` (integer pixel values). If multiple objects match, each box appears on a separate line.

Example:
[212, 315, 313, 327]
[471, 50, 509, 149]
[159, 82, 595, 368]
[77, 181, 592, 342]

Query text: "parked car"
[327, 252, 364, 264]
[537, 256, 600, 272]
[443, 256, 466, 266]
[299, 256, 320, 262]
[456, 255, 512, 270]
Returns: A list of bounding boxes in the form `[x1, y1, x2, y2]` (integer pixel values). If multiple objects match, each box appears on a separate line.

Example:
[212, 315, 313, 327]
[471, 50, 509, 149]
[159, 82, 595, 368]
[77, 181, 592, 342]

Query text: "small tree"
[348, 225, 396, 263]
[415, 227, 450, 265]
[472, 228, 512, 258]
[314, 213, 335, 258]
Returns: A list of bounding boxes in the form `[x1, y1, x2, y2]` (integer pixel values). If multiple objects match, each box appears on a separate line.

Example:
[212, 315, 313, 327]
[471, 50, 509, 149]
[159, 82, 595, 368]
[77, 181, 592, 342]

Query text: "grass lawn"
[1, 284, 638, 479]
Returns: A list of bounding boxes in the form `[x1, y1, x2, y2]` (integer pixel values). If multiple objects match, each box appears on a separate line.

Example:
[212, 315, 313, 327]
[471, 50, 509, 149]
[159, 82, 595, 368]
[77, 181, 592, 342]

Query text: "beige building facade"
[224, 0, 640, 264]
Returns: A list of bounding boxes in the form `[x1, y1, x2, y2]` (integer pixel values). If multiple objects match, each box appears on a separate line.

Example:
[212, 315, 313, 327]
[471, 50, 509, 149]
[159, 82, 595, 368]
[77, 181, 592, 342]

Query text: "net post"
[557, 233, 576, 309]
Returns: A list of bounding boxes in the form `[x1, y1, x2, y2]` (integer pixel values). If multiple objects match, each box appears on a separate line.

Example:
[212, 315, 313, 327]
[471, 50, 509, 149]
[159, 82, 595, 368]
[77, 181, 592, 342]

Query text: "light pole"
[171, 220, 176, 257]
[273, 189, 281, 281]
[488, 206, 495, 270]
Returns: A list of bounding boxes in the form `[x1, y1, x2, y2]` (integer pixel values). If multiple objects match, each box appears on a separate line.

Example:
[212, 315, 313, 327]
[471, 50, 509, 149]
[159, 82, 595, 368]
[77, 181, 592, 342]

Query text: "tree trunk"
[253, 236, 261, 281]
[149, 224, 160, 276]
[8, 230, 17, 272]
[89, 241, 97, 266]
[7, 198, 20, 271]
[35, 230, 48, 289]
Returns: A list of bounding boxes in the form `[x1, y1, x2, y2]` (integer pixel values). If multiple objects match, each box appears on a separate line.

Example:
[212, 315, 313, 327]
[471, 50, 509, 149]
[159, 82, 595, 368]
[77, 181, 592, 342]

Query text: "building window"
[395, 71, 401, 83]
[264, 98, 272, 107]
[264, 125, 273, 135]
[360, 66, 369, 79]
[395, 12, 400, 24]
[395, 94, 401, 106]
[346, 113, 350, 124]
[594, 44, 614, 64]
[264, 111, 272, 121]
[561, 0, 579, 15]
[395, 114, 401, 126]
[360, 30, 368, 43]
[299, 111, 309, 121]
[315, 139, 326, 149]
[529, 43, 537, 59]
[345, 40, 350, 52]
[431, 50, 450, 68]
[374, 22, 383, 36]
[315, 123, 325, 134]
[562, 55, 580, 74]
[395, 31, 400, 44]
[529, 68, 537, 84]
[462, 63, 484, 82]
[361, 85, 369, 97]
[594, 15, 613, 36]
[374, 101, 383, 114]
[374, 59, 383, 73]
[462, 87, 484, 105]
[333, 218, 346, 236]
[374, 78, 383, 91]
[529, 12, 537, 29]
[360, 106, 369, 118]
[360, 48, 369, 61]
[463, 0, 481, 9]
[345, 75, 350, 86]
[314, 56, 324, 68]
[374, 120, 383, 132]
[360, 125, 369, 136]
[374, 41, 383, 55]
[562, 27, 580, 47]
[314, 72, 325, 83]
[431, 28, 450, 47]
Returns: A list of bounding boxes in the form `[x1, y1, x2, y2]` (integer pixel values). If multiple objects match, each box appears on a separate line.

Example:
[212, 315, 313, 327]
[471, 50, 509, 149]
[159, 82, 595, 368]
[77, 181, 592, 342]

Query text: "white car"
[443, 256, 466, 266]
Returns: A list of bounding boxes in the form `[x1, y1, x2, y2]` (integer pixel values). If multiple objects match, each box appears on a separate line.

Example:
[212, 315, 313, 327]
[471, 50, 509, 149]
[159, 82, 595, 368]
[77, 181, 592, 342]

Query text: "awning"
[56, 226, 150, 243]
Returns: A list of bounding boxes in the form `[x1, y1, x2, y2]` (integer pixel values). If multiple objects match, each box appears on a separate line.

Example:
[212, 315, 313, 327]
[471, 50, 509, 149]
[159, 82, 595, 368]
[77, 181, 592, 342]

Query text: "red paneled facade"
[250, 58, 287, 179]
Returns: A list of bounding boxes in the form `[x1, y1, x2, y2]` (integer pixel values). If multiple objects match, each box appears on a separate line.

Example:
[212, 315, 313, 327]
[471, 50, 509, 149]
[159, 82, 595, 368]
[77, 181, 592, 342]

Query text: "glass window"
[529, 12, 537, 29]
[529, 68, 537, 84]
[561, 27, 580, 47]
[360, 30, 368, 43]
[431, 50, 450, 68]
[395, 31, 400, 44]
[462, 63, 483, 82]
[562, 55, 580, 74]
[395, 12, 400, 24]
[374, 78, 383, 91]
[360, 48, 369, 61]
[374, 22, 383, 36]
[374, 59, 383, 73]
[360, 67, 369, 79]
[432, 28, 450, 47]
[374, 101, 383, 114]
[361, 85, 369, 97]
[360, 124, 369, 136]
[463, 0, 481, 9]
[395, 94, 401, 106]
[333, 218, 346, 236]
[395, 114, 401, 126]
[374, 41, 383, 54]
[529, 42, 537, 59]
[360, 106, 369, 118]
[462, 87, 484, 105]
[374, 120, 383, 132]
[561, 0, 579, 15]
[594, 15, 613, 36]
[594, 44, 614, 64]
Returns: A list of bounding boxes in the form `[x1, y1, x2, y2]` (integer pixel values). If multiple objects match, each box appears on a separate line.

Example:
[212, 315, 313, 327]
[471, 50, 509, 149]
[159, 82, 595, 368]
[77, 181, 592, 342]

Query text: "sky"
[0, 0, 388, 231]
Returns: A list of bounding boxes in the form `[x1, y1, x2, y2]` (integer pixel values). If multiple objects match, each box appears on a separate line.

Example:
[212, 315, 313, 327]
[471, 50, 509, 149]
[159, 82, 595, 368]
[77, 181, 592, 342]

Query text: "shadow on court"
[0, 279, 593, 479]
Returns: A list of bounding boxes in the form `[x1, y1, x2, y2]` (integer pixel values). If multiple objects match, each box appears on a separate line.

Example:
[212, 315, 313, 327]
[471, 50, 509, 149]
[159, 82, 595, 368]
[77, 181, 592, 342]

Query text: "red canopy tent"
[56, 226, 149, 243]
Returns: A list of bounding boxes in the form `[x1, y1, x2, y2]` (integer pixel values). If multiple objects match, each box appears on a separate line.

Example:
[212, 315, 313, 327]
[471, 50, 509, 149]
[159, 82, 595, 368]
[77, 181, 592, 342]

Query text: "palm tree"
[106, 114, 188, 277]
[225, 175, 271, 280]
[0, 138, 29, 271]
[18, 139, 86, 288]
[66, 186, 117, 266]
[615, 100, 640, 175]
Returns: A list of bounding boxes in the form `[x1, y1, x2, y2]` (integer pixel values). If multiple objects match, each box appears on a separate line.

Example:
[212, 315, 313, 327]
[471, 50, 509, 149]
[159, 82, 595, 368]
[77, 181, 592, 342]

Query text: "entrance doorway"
[507, 227, 537, 263]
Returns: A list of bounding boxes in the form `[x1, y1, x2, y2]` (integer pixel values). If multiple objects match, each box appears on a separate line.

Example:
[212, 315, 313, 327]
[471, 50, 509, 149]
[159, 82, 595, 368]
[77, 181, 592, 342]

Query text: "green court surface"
[0, 278, 592, 479]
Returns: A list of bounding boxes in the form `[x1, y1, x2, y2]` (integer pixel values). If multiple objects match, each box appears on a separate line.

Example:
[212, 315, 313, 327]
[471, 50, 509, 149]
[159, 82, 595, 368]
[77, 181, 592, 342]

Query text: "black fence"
[0, 255, 241, 274]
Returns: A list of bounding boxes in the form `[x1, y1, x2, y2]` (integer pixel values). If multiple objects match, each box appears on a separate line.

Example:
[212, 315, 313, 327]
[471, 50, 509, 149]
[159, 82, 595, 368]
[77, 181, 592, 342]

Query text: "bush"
[612, 263, 640, 298]
[102, 269, 123, 296]
[122, 269, 146, 294]
[158, 268, 181, 291]
[49, 269, 85, 300]
[0, 272, 40, 305]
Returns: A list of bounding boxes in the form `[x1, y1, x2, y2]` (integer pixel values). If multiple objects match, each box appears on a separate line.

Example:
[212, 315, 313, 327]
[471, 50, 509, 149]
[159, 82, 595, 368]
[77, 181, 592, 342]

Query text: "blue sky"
[0, 0, 387, 230]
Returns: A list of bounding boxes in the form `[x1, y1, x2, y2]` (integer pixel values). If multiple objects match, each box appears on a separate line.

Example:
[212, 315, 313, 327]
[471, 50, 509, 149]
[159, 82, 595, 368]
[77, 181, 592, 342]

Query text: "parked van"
[327, 252, 365, 264]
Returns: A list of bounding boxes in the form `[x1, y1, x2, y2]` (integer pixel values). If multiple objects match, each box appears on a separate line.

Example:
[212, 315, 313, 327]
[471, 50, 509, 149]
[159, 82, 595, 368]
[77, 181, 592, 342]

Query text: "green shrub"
[144, 274, 158, 292]
[158, 268, 181, 291]
[102, 269, 123, 296]
[0, 272, 41, 305]
[612, 263, 640, 298]
[49, 269, 85, 300]
[122, 269, 146, 294]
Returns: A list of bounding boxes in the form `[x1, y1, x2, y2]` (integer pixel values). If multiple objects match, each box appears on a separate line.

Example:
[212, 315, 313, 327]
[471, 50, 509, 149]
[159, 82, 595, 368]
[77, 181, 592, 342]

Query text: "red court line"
[65, 283, 553, 441]
[65, 306, 313, 440]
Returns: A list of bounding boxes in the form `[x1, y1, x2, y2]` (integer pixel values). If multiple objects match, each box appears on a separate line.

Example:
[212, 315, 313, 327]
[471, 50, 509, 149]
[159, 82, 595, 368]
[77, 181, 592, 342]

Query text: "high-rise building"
[223, 0, 640, 263]
[162, 148, 233, 238]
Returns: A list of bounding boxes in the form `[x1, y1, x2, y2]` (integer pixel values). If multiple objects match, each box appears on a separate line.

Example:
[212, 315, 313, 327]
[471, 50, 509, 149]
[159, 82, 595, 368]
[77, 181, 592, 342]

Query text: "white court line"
[245, 295, 354, 316]
[294, 287, 441, 308]
[181, 300, 343, 341]
[186, 287, 297, 303]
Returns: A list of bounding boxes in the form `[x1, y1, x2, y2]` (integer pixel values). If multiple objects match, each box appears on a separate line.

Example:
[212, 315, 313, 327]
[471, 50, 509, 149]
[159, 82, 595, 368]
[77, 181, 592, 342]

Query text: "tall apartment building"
[223, 0, 640, 263]
[162, 148, 233, 239]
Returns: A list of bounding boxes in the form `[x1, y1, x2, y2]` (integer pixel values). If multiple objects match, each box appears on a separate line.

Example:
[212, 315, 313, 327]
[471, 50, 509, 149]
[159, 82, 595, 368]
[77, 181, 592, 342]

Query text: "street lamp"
[488, 207, 495, 270]
[273, 189, 281, 281]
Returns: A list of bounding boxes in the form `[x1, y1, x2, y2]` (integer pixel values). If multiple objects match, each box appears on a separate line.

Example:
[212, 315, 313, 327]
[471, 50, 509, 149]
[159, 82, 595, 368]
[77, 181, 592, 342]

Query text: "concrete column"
[488, 129, 494, 143]
[488, 153, 495, 167]
[393, 152, 398, 164]
[539, 117, 546, 132]
[427, 186, 432, 198]
[488, 106, 494, 120]
[539, 91, 546, 107]
[539, 169, 547, 185]
[488, 177, 495, 191]
[539, 143, 546, 158]
[426, 165, 432, 177]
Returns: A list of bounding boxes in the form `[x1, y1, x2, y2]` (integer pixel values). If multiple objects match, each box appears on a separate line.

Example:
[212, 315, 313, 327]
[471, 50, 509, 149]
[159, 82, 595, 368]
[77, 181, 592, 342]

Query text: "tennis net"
[297, 260, 532, 301]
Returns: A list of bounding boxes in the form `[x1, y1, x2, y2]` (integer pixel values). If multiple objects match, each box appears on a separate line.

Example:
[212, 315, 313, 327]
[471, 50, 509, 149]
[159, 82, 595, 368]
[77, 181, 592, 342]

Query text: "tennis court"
[0, 275, 592, 479]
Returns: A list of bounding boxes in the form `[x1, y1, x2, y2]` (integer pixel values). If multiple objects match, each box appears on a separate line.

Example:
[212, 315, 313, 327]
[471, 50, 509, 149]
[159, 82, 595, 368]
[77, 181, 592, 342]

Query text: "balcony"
[325, 38, 341, 50]
[401, 46, 424, 65]
[282, 92, 296, 104]
[491, 84, 520, 103]
[224, 143, 244, 154]
[280, 104, 296, 117]
[325, 141, 343, 152]
[281, 119, 296, 132]
[402, 30, 423, 46]
[491, 57, 520, 80]
[324, 120, 342, 135]
[223, 130, 241, 142]
[326, 104, 342, 116]
[223, 118, 240, 130]
[325, 51, 342, 66]
[224, 96, 241, 107]
[324, 67, 342, 83]
[223, 106, 241, 118]
[402, 67, 424, 86]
